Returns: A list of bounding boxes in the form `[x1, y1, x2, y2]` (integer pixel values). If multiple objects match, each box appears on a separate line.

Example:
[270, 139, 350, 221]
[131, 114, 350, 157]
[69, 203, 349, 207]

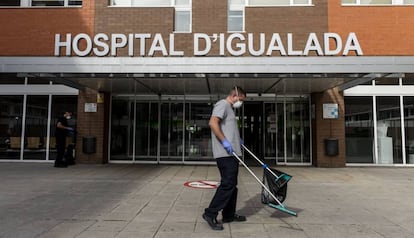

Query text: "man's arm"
[209, 116, 225, 142]
[57, 122, 72, 131]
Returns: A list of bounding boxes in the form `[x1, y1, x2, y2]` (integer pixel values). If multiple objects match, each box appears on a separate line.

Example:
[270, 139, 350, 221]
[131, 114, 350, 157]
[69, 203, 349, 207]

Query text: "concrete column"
[311, 87, 346, 167]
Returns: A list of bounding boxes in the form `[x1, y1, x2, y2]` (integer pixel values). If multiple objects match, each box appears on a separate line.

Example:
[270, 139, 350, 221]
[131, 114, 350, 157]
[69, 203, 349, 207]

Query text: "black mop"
[232, 145, 297, 216]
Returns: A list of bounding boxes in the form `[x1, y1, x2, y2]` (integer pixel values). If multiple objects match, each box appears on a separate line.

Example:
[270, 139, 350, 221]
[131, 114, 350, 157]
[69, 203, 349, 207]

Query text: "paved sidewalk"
[0, 163, 413, 238]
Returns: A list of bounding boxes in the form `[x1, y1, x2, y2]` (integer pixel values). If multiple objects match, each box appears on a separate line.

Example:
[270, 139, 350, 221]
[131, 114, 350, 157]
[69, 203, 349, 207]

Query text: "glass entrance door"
[185, 102, 213, 161]
[243, 98, 311, 166]
[110, 96, 311, 165]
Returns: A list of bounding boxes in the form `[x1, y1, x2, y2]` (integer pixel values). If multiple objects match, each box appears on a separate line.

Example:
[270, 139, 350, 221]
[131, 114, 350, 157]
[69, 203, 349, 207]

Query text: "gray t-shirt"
[211, 99, 242, 158]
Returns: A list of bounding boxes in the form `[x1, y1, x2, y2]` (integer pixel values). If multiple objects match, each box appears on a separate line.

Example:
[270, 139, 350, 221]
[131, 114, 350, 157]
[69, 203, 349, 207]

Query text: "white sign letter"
[287, 33, 302, 56]
[266, 33, 286, 56]
[303, 33, 323, 56]
[148, 34, 168, 56]
[135, 34, 151, 56]
[169, 34, 184, 56]
[93, 33, 109, 57]
[194, 33, 211, 56]
[248, 33, 265, 56]
[72, 33, 92, 57]
[227, 33, 246, 56]
[111, 34, 127, 56]
[343, 32, 363, 56]
[54, 34, 71, 56]
[324, 32, 342, 56]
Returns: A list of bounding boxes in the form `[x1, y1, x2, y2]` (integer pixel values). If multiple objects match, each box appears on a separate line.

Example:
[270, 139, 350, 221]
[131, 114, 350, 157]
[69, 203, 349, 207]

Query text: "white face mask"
[233, 86, 243, 109]
[233, 100, 243, 109]
[66, 116, 71, 120]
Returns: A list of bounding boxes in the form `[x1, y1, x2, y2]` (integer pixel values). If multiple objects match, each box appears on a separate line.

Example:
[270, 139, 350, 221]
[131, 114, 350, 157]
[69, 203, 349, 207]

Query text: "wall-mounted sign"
[84, 103, 97, 113]
[55, 32, 363, 57]
[323, 103, 338, 119]
[97, 93, 104, 103]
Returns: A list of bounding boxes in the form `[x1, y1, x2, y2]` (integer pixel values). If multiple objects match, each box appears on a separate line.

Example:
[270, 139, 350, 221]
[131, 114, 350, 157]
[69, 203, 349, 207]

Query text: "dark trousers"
[55, 137, 66, 166]
[204, 156, 239, 219]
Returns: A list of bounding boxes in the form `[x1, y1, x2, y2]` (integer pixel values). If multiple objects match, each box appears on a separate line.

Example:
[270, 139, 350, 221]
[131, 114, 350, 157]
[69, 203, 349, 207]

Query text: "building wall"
[0, 1, 95, 56]
[76, 88, 108, 164]
[328, 2, 414, 55]
[1, 1, 412, 166]
[312, 88, 346, 167]
[245, 0, 328, 56]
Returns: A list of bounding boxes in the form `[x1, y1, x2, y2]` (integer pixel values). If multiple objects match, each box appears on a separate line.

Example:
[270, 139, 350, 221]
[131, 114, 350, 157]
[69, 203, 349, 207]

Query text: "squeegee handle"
[232, 152, 283, 206]
[241, 144, 281, 180]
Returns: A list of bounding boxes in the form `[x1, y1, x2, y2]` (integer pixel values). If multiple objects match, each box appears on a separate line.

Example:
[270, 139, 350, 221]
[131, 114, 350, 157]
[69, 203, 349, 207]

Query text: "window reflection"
[23, 96, 48, 160]
[0, 96, 23, 160]
[376, 97, 402, 164]
[404, 97, 414, 164]
[345, 97, 374, 163]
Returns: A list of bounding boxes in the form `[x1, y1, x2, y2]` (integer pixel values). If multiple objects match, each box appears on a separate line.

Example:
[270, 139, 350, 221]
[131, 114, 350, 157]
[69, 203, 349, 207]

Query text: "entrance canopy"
[2, 56, 414, 95]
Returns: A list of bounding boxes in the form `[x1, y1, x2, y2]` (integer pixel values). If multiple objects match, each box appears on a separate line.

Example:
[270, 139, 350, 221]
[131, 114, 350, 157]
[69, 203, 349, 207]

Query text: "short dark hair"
[229, 85, 246, 97]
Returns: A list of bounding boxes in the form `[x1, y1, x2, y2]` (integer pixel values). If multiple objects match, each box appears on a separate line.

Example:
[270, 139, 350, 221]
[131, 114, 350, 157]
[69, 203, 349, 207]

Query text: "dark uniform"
[55, 116, 68, 167]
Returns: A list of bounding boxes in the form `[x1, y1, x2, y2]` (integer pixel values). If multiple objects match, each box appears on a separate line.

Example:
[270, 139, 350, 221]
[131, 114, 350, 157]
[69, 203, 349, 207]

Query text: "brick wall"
[245, 0, 328, 56]
[311, 88, 346, 167]
[328, 1, 414, 55]
[0, 1, 94, 56]
[76, 87, 109, 164]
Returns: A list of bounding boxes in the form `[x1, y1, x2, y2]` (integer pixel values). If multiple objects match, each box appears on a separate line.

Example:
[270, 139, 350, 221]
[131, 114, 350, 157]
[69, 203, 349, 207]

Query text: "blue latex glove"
[67, 127, 74, 132]
[221, 139, 233, 155]
[240, 139, 244, 145]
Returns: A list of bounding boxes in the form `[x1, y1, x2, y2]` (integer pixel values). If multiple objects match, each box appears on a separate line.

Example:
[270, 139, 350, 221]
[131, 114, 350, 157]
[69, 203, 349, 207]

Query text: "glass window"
[0, 0, 20, 6]
[0, 74, 25, 84]
[228, 10, 243, 32]
[135, 102, 158, 161]
[112, 0, 130, 6]
[294, 0, 310, 4]
[249, 0, 291, 5]
[230, 0, 245, 4]
[175, 11, 191, 32]
[185, 102, 213, 161]
[175, 0, 190, 6]
[376, 96, 402, 164]
[31, 0, 82, 6]
[110, 97, 133, 161]
[68, 0, 81, 5]
[160, 102, 184, 160]
[0, 96, 23, 160]
[375, 77, 399, 85]
[341, 0, 414, 4]
[402, 74, 414, 85]
[404, 97, 414, 164]
[27, 78, 52, 84]
[345, 97, 374, 163]
[24, 96, 49, 160]
[360, 0, 392, 4]
[285, 99, 310, 163]
[117, 0, 171, 7]
[32, 0, 64, 6]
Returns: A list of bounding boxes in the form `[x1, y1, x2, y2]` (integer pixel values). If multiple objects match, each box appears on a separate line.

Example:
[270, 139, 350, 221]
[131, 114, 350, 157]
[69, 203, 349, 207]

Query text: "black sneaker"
[202, 213, 223, 230]
[222, 214, 246, 223]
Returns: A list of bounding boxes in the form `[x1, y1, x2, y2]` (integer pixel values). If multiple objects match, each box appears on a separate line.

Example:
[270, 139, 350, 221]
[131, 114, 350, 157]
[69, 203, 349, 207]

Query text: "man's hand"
[221, 139, 233, 154]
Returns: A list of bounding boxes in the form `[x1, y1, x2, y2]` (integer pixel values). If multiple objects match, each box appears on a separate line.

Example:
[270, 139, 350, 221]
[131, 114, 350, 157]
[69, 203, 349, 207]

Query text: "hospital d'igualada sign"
[54, 32, 363, 57]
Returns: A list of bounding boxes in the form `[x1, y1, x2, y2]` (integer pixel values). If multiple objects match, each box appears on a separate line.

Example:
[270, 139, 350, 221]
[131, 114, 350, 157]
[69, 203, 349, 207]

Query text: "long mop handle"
[242, 144, 280, 180]
[232, 152, 283, 206]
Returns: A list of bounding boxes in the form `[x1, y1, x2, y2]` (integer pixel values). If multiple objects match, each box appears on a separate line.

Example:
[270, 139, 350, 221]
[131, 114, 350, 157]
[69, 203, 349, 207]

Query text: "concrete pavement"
[0, 163, 413, 238]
